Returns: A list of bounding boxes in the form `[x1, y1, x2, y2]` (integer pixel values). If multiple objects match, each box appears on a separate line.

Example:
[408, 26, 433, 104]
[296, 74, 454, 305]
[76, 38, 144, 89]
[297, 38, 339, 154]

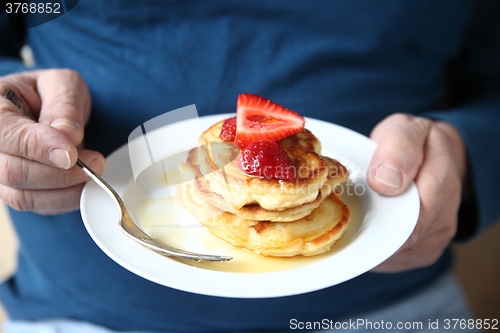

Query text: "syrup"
[136, 190, 363, 273]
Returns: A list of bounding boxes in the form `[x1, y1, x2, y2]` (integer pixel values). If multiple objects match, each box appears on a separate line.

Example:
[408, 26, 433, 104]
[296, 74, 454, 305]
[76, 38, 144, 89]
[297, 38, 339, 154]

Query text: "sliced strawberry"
[234, 94, 305, 148]
[219, 117, 237, 141]
[236, 139, 296, 180]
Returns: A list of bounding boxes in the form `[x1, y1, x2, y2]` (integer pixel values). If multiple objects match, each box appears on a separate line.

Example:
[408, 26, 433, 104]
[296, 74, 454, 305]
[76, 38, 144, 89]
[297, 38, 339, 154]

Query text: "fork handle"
[77, 158, 124, 209]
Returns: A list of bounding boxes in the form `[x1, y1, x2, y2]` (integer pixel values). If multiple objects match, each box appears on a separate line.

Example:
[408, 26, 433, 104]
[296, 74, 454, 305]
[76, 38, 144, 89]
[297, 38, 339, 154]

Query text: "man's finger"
[0, 111, 77, 169]
[368, 113, 432, 196]
[36, 69, 91, 146]
[0, 182, 85, 215]
[0, 73, 42, 117]
[0, 149, 105, 189]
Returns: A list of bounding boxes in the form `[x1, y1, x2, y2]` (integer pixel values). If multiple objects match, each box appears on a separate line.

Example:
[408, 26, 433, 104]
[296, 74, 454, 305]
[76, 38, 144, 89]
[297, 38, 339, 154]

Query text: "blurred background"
[0, 201, 499, 331]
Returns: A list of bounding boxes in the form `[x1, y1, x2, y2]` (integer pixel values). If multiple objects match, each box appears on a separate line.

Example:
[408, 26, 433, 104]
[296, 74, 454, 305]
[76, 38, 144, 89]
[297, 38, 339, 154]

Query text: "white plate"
[81, 114, 419, 298]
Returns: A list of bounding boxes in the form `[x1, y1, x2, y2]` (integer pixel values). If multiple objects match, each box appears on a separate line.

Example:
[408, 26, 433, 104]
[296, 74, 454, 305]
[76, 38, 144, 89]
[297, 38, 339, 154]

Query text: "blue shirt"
[1, 1, 499, 332]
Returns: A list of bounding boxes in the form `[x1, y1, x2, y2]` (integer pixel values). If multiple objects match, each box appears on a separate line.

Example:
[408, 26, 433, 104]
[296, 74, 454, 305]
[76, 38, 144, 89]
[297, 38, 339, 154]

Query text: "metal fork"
[77, 159, 232, 261]
[4, 89, 232, 262]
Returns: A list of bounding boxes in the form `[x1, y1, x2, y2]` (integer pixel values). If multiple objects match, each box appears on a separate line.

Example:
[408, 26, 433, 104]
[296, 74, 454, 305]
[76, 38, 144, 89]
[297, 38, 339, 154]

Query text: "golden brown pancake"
[197, 120, 330, 211]
[179, 182, 351, 257]
[179, 147, 349, 222]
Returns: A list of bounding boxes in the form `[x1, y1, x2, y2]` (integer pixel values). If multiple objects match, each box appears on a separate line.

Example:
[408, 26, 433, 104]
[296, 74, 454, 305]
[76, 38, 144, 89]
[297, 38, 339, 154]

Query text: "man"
[0, 1, 498, 332]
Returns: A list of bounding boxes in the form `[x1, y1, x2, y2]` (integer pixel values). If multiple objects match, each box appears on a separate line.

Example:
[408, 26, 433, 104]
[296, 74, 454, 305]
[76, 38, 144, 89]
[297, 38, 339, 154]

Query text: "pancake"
[179, 182, 351, 257]
[180, 147, 349, 222]
[197, 120, 329, 211]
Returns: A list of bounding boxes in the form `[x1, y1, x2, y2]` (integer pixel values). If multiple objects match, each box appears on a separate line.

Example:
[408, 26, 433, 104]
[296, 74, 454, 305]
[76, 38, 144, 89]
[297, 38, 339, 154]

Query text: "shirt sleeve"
[0, 12, 29, 75]
[422, 0, 500, 240]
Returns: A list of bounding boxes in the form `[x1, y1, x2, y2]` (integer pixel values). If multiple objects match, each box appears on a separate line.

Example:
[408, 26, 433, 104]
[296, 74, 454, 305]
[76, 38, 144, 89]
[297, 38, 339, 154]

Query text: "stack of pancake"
[179, 120, 351, 257]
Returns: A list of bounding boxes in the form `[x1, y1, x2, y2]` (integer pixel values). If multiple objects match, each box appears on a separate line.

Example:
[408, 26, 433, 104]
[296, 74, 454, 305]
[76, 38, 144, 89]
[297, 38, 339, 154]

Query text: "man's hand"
[368, 113, 467, 272]
[0, 69, 106, 215]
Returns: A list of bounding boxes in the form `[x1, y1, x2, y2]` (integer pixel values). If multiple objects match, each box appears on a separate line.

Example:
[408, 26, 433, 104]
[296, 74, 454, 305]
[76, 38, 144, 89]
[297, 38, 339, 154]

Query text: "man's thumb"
[368, 113, 432, 196]
[36, 69, 91, 146]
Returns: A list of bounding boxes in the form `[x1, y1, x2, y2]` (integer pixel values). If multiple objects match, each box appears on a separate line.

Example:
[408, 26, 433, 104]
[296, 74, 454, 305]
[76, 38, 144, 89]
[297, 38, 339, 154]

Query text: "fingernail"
[88, 157, 106, 174]
[50, 118, 80, 131]
[48, 148, 71, 169]
[374, 163, 402, 188]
